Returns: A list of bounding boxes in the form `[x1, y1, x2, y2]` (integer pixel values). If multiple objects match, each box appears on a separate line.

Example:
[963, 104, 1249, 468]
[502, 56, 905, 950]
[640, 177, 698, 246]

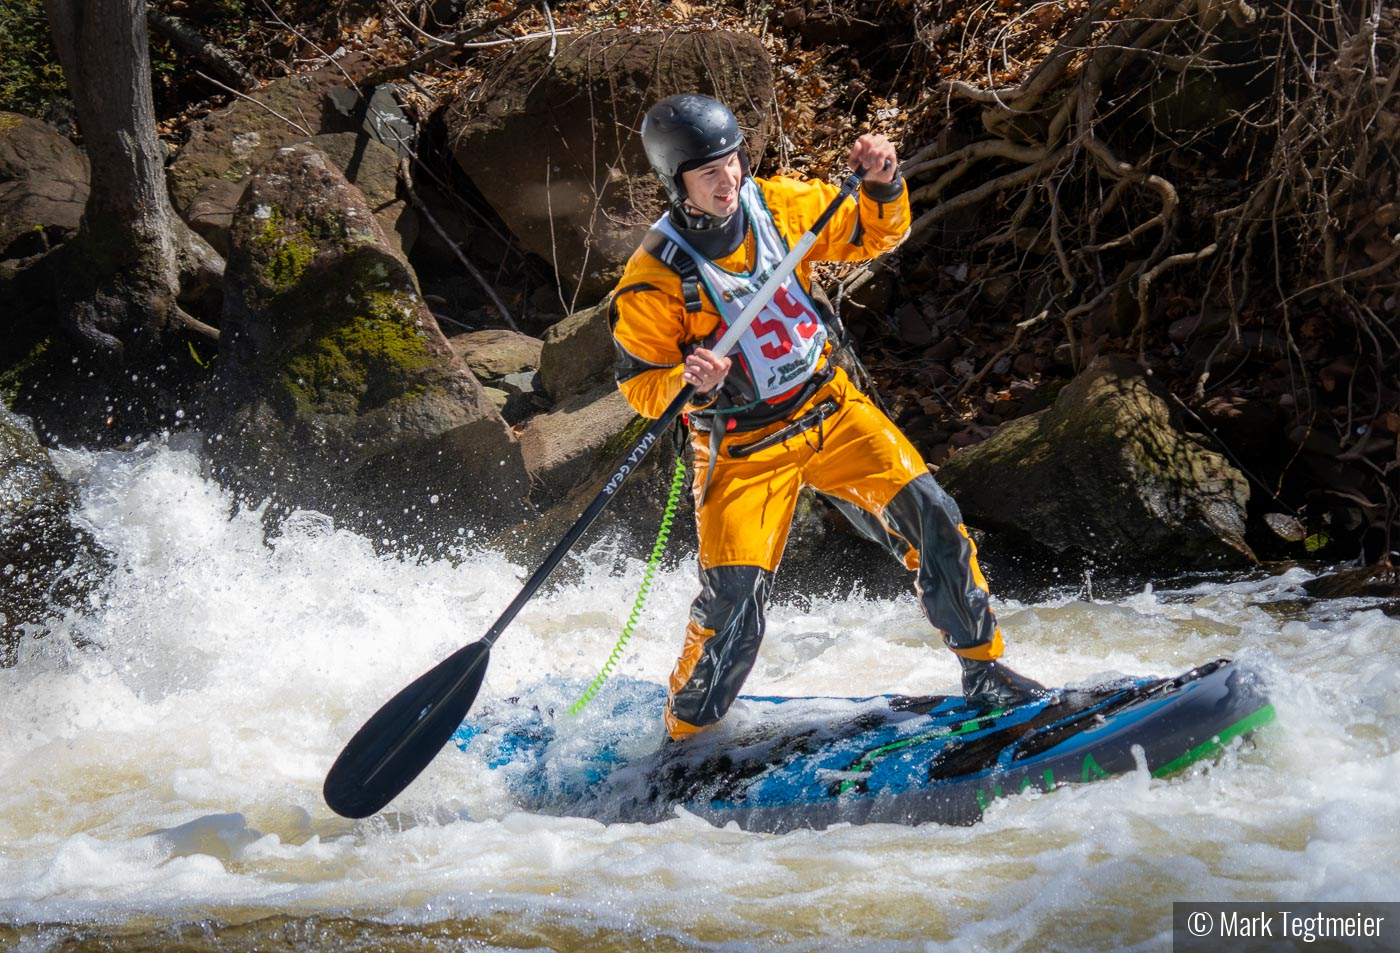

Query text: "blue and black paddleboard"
[453, 659, 1273, 833]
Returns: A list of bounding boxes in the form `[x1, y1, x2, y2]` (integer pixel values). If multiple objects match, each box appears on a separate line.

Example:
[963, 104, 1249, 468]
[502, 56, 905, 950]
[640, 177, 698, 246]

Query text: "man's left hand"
[848, 134, 899, 185]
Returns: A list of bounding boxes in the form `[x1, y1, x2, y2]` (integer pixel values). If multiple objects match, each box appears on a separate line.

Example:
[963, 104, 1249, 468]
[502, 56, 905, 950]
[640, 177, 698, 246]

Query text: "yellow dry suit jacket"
[611, 173, 911, 432]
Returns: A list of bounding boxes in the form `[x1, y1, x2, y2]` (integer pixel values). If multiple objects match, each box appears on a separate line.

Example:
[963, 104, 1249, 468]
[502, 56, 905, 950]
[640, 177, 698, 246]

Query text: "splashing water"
[2, 437, 1398, 951]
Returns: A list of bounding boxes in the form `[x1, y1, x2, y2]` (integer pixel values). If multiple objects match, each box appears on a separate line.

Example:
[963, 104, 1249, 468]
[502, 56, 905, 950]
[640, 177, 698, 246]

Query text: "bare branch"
[1134, 244, 1218, 359]
[399, 159, 519, 332]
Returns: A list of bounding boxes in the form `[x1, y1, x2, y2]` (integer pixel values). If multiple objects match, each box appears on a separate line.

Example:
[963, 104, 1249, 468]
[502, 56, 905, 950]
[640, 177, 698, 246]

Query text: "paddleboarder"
[612, 93, 1045, 741]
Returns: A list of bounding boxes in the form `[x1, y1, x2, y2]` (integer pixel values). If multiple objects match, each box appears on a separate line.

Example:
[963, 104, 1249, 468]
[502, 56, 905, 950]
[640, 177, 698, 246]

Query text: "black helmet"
[642, 94, 746, 209]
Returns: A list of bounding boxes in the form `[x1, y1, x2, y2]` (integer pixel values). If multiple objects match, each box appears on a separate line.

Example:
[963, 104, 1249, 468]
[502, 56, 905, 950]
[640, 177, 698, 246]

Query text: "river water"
[2, 436, 1398, 952]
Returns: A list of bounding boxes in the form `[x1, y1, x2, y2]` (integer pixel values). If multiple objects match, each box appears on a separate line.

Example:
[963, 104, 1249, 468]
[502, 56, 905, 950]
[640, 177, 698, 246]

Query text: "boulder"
[309, 131, 417, 264]
[935, 355, 1255, 571]
[0, 112, 89, 261]
[446, 29, 774, 304]
[208, 143, 530, 546]
[448, 329, 544, 382]
[166, 60, 416, 260]
[539, 299, 616, 402]
[326, 83, 416, 159]
[517, 384, 638, 504]
[0, 402, 109, 666]
[181, 130, 416, 262]
[167, 63, 361, 215]
[451, 328, 551, 425]
[1302, 563, 1400, 599]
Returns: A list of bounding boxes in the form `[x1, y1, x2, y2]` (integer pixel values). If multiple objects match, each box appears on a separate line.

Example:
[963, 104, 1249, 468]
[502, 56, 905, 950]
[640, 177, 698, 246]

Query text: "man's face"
[679, 150, 743, 219]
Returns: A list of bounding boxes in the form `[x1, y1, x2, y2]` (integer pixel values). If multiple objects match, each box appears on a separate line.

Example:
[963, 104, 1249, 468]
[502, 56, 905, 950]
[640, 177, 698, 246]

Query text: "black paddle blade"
[323, 641, 491, 818]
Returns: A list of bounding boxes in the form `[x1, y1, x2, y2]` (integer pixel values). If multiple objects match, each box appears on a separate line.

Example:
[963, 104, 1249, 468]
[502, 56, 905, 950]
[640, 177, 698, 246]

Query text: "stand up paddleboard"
[452, 659, 1272, 833]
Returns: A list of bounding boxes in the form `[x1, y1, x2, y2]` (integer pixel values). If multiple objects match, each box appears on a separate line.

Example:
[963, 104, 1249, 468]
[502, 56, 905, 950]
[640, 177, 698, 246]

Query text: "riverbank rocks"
[936, 356, 1255, 571]
[518, 384, 639, 506]
[539, 299, 616, 402]
[0, 403, 109, 666]
[446, 29, 774, 305]
[165, 59, 416, 260]
[449, 329, 544, 381]
[208, 143, 529, 546]
[0, 112, 89, 262]
[1302, 563, 1400, 599]
[449, 328, 547, 423]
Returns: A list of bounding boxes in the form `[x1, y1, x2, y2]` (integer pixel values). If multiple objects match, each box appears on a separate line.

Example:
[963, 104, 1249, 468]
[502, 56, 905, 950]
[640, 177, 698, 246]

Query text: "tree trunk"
[30, 0, 220, 442]
[44, 0, 180, 347]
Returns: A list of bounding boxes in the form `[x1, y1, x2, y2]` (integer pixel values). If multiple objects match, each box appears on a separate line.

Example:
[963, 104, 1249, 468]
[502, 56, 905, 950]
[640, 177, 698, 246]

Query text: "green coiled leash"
[566, 451, 689, 715]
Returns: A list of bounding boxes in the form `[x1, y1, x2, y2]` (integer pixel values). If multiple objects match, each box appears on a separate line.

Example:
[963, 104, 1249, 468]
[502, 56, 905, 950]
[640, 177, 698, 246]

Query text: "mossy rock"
[937, 355, 1255, 571]
[211, 143, 530, 546]
[0, 401, 110, 665]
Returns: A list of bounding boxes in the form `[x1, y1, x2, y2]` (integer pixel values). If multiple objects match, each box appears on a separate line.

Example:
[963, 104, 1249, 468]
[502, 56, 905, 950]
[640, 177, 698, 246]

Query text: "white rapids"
[2, 436, 1398, 951]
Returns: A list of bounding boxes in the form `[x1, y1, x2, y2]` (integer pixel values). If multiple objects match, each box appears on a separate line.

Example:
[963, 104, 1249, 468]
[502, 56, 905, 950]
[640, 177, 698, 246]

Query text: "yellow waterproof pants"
[666, 368, 1005, 739]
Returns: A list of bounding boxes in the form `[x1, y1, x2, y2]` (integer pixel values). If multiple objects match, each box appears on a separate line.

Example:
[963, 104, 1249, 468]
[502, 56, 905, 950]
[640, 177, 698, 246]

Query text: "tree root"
[892, 0, 1400, 562]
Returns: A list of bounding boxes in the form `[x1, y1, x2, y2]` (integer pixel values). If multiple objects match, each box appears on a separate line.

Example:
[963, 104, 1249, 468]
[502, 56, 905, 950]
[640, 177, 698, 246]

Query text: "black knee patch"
[673, 565, 773, 728]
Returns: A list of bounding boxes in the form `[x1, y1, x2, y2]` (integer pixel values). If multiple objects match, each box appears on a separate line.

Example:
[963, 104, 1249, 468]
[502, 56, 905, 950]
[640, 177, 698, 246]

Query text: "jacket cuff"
[688, 386, 720, 409]
[861, 173, 905, 204]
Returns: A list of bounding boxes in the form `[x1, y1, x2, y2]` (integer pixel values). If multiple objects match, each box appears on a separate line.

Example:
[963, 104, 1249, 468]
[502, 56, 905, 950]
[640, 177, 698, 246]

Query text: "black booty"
[960, 658, 1048, 711]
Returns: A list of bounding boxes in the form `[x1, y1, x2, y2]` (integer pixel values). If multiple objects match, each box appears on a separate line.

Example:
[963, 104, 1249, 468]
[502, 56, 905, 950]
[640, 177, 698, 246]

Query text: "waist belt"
[689, 363, 836, 434]
[728, 397, 840, 458]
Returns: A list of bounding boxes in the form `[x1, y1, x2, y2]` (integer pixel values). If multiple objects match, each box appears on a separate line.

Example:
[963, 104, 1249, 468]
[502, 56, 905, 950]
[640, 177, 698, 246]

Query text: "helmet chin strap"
[674, 202, 734, 231]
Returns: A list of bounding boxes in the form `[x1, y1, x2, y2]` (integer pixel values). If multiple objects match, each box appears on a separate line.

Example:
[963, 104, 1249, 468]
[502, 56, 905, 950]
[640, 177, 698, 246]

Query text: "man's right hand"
[683, 348, 732, 395]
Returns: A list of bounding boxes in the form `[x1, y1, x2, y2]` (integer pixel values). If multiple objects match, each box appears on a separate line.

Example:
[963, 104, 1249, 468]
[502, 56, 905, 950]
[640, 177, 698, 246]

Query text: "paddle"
[323, 165, 872, 819]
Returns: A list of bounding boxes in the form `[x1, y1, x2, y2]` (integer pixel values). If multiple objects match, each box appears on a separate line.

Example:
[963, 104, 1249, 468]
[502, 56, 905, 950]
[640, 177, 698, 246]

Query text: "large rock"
[446, 30, 774, 304]
[538, 298, 616, 402]
[0, 402, 109, 666]
[166, 61, 416, 260]
[518, 384, 638, 504]
[208, 143, 530, 546]
[448, 329, 544, 382]
[307, 131, 417, 264]
[936, 356, 1255, 571]
[0, 112, 89, 261]
[167, 63, 360, 215]
[449, 329, 547, 423]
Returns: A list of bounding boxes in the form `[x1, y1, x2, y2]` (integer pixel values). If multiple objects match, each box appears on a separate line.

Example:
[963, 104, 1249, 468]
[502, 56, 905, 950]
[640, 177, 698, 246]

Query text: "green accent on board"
[837, 714, 993, 795]
[1150, 704, 1276, 778]
[971, 703, 1275, 812]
